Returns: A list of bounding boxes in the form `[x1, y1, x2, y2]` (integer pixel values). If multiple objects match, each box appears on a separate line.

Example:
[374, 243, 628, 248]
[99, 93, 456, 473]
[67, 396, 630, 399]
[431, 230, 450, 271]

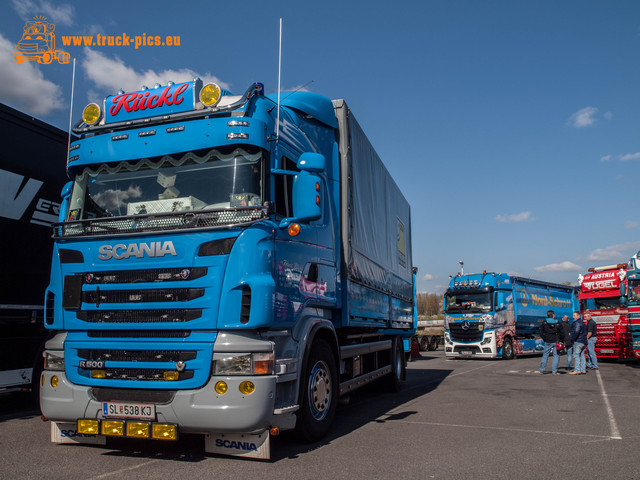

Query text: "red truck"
[578, 264, 633, 359]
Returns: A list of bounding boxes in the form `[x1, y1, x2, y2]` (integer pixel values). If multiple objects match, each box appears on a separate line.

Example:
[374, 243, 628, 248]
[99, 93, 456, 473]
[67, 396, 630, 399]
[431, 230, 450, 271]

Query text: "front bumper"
[40, 370, 290, 434]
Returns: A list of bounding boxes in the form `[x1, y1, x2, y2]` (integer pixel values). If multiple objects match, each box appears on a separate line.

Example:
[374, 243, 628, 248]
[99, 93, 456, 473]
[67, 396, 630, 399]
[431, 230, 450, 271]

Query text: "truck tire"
[502, 337, 514, 360]
[420, 336, 430, 351]
[296, 339, 338, 442]
[382, 337, 405, 392]
[429, 336, 439, 351]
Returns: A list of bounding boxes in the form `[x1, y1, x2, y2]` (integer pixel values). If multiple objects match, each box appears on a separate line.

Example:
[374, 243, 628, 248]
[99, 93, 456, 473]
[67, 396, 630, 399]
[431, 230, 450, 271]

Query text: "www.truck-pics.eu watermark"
[60, 33, 181, 49]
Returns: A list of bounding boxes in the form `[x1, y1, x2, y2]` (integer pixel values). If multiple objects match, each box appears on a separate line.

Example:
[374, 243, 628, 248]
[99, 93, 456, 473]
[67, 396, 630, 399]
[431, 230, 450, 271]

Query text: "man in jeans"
[585, 310, 599, 370]
[559, 315, 573, 370]
[536, 310, 560, 375]
[570, 311, 588, 375]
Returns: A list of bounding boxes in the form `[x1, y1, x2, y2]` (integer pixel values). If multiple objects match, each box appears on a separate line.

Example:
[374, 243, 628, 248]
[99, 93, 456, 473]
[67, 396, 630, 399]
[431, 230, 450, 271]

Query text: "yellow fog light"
[163, 371, 179, 381]
[200, 83, 222, 106]
[82, 103, 101, 125]
[152, 424, 177, 440]
[101, 420, 124, 436]
[239, 381, 255, 395]
[50, 375, 58, 388]
[91, 370, 106, 379]
[215, 381, 228, 394]
[77, 419, 100, 435]
[126, 422, 150, 438]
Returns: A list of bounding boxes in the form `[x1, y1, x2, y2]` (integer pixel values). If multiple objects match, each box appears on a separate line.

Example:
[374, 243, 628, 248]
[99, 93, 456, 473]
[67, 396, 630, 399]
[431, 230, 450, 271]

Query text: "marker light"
[77, 419, 100, 435]
[82, 103, 101, 125]
[215, 381, 228, 394]
[152, 424, 177, 440]
[102, 420, 124, 436]
[239, 381, 255, 395]
[126, 422, 150, 438]
[200, 83, 222, 106]
[50, 375, 58, 388]
[288, 223, 301, 237]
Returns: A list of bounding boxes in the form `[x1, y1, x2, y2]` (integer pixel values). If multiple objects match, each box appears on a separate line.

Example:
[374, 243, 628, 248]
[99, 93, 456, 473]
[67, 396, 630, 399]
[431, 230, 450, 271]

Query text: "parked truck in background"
[625, 252, 640, 360]
[414, 316, 443, 351]
[443, 272, 578, 359]
[39, 79, 416, 458]
[578, 264, 633, 360]
[0, 103, 69, 396]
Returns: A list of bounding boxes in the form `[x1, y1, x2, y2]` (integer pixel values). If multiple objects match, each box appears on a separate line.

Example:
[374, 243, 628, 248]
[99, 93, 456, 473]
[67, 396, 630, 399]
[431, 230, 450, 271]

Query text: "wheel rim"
[308, 360, 331, 420]
[504, 341, 512, 357]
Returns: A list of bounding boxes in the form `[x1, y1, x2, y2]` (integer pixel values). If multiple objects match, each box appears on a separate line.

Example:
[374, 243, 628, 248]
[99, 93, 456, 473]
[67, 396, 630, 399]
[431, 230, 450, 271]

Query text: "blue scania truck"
[626, 252, 640, 359]
[443, 273, 577, 359]
[40, 79, 416, 458]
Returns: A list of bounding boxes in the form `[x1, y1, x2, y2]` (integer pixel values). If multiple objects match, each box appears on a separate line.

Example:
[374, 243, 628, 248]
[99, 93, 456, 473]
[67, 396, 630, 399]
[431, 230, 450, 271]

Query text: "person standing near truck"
[560, 315, 573, 370]
[570, 311, 588, 375]
[537, 310, 561, 375]
[584, 311, 599, 370]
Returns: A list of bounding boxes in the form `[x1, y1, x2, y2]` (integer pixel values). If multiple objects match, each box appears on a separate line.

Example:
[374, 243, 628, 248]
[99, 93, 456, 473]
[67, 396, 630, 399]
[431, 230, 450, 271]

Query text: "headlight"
[213, 352, 274, 375]
[44, 351, 65, 371]
[444, 333, 451, 344]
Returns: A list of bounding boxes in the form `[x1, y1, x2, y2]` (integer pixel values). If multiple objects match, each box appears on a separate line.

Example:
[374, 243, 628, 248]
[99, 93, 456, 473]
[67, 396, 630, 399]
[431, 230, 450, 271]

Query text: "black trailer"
[0, 103, 70, 394]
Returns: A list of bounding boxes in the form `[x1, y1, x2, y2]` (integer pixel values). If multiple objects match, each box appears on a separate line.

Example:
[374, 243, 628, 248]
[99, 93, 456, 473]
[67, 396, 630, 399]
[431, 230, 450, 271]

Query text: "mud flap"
[51, 422, 106, 445]
[204, 431, 270, 459]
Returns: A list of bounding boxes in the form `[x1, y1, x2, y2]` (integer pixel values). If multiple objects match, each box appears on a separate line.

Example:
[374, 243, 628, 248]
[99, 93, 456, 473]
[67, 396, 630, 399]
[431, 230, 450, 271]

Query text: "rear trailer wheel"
[382, 337, 405, 392]
[502, 337, 514, 360]
[420, 336, 430, 351]
[296, 339, 338, 442]
[429, 336, 439, 351]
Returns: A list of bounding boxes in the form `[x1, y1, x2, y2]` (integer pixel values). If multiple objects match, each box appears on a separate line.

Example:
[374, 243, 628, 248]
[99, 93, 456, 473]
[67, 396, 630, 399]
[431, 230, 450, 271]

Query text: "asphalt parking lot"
[1, 350, 639, 479]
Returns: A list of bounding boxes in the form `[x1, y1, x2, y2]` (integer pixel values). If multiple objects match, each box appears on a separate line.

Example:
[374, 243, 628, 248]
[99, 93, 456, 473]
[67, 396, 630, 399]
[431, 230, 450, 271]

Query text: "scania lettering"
[40, 78, 416, 459]
[444, 273, 578, 359]
[578, 264, 632, 360]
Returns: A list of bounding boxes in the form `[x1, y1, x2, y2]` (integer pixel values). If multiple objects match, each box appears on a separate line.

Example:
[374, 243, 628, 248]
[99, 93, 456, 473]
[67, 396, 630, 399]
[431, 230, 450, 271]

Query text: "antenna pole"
[66, 58, 76, 168]
[276, 18, 282, 143]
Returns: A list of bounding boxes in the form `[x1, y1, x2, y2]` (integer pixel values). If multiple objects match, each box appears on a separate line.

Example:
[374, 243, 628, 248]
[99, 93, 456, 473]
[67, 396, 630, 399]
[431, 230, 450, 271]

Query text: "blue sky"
[1, 0, 640, 293]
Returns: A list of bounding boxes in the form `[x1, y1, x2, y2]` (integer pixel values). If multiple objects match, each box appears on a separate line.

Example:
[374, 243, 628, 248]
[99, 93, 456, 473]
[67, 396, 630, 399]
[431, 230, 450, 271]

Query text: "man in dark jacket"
[585, 311, 599, 370]
[559, 315, 573, 370]
[569, 311, 588, 375]
[537, 310, 561, 374]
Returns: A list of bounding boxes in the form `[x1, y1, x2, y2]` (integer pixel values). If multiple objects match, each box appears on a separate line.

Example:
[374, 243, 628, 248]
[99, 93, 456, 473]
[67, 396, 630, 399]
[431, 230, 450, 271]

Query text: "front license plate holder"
[102, 401, 155, 420]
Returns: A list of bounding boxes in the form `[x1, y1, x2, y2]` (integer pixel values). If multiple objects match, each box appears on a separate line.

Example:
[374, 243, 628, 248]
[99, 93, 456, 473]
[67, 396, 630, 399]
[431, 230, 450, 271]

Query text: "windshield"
[445, 291, 492, 313]
[581, 297, 625, 310]
[67, 147, 263, 220]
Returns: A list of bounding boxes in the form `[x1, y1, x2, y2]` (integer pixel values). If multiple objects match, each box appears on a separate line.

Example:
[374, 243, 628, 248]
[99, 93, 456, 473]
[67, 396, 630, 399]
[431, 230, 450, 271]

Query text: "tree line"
[417, 292, 444, 317]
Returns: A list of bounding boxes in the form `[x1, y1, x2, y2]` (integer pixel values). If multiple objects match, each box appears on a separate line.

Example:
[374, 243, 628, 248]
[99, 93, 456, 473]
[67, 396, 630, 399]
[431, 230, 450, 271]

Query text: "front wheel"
[502, 337, 514, 360]
[295, 339, 338, 442]
[382, 337, 405, 392]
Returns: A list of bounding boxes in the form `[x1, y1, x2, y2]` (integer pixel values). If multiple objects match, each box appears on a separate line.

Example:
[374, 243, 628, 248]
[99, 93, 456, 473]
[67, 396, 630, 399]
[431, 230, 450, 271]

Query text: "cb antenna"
[276, 18, 282, 144]
[66, 58, 76, 170]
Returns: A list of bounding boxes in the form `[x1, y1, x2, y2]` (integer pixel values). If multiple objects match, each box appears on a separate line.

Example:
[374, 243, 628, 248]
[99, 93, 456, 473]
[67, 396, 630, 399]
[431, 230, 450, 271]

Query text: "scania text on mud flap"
[444, 273, 578, 359]
[40, 79, 416, 459]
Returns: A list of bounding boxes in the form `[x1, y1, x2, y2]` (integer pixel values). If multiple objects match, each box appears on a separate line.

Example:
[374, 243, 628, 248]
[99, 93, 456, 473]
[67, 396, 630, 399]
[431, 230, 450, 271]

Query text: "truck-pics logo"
[13, 16, 70, 65]
[98, 241, 177, 260]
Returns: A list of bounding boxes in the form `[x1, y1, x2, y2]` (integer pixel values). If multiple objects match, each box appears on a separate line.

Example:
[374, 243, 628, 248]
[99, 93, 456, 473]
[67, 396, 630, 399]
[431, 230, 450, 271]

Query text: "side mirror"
[279, 154, 325, 228]
[59, 181, 73, 222]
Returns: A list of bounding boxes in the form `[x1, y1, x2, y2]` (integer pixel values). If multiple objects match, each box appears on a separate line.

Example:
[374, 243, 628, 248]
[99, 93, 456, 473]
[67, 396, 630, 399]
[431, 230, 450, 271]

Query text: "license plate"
[102, 402, 155, 420]
[600, 349, 614, 354]
[461, 351, 472, 355]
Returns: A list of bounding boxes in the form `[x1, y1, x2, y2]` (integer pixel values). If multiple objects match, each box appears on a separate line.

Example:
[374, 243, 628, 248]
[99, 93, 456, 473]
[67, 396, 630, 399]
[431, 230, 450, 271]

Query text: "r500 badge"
[79, 360, 104, 368]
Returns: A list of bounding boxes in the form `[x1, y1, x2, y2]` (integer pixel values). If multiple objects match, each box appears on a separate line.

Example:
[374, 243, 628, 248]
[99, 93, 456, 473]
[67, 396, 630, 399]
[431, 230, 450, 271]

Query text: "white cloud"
[422, 273, 435, 281]
[534, 261, 583, 273]
[585, 241, 640, 262]
[625, 221, 640, 229]
[619, 152, 640, 162]
[11, 0, 75, 26]
[600, 154, 612, 162]
[0, 33, 65, 116]
[568, 106, 598, 128]
[494, 211, 534, 223]
[81, 48, 230, 102]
